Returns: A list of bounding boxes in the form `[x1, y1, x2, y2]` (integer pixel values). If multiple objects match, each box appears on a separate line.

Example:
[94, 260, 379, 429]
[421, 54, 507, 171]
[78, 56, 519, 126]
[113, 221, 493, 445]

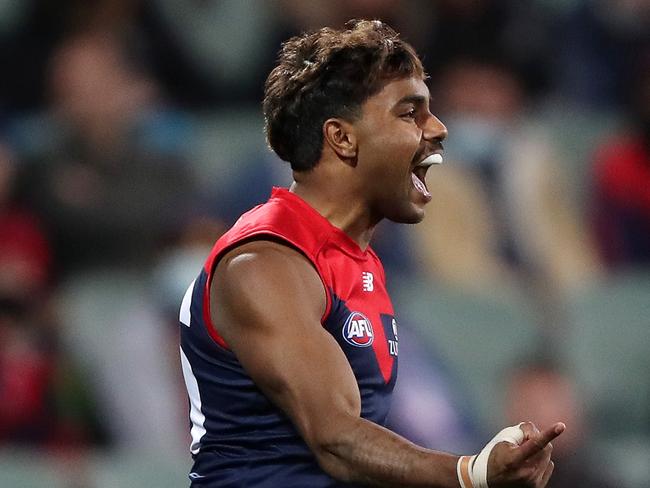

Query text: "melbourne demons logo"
[342, 312, 374, 347]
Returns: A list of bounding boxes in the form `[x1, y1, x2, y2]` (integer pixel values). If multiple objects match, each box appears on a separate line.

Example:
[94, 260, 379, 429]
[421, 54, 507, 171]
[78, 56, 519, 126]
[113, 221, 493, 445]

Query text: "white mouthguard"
[421, 153, 443, 165]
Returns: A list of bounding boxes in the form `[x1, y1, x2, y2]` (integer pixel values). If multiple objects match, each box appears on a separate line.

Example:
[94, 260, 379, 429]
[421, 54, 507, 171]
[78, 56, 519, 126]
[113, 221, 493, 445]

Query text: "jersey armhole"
[202, 231, 333, 351]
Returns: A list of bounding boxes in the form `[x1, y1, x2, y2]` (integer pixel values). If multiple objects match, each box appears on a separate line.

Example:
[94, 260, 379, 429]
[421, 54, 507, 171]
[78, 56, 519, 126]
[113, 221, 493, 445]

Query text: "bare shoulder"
[218, 239, 315, 277]
[211, 239, 327, 334]
[215, 239, 324, 299]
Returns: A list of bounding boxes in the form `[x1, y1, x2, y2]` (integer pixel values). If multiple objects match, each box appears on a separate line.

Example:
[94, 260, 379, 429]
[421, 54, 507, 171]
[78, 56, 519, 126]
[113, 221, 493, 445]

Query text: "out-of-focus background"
[0, 0, 648, 486]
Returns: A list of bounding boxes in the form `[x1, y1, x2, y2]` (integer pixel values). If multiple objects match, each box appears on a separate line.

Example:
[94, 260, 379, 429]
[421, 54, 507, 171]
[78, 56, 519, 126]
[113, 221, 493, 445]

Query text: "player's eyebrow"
[394, 94, 429, 107]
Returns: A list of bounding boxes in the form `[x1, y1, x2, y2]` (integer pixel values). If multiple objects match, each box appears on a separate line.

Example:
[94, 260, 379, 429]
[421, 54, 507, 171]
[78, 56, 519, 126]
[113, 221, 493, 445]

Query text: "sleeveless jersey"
[179, 188, 399, 487]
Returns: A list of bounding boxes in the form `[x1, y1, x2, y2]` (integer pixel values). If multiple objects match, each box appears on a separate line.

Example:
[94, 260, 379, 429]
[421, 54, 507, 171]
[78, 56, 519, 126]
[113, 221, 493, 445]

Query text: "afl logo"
[343, 312, 374, 347]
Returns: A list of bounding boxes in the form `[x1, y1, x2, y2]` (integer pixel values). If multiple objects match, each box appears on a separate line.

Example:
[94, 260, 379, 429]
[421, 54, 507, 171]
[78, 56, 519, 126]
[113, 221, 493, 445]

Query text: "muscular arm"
[211, 240, 459, 487]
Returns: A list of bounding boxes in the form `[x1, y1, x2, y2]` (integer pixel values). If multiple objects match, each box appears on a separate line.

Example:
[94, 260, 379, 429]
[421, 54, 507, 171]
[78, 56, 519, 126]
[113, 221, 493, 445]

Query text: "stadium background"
[0, 1, 648, 486]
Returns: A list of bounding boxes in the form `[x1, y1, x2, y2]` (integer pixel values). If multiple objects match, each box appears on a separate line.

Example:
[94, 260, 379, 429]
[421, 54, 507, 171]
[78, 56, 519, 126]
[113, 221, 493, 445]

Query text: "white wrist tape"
[457, 423, 525, 488]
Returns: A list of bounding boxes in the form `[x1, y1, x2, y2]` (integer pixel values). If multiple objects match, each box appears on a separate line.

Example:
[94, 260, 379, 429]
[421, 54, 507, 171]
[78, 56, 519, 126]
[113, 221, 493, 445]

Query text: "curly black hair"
[263, 19, 425, 172]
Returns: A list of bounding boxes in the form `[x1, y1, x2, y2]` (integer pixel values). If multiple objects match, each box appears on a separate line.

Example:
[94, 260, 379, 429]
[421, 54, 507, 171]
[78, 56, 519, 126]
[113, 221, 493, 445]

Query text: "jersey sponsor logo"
[342, 312, 374, 347]
[389, 317, 399, 356]
[362, 271, 374, 292]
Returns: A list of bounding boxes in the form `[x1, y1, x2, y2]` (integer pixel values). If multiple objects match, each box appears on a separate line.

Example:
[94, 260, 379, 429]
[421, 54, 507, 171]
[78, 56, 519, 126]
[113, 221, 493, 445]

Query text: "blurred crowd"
[0, 1, 649, 487]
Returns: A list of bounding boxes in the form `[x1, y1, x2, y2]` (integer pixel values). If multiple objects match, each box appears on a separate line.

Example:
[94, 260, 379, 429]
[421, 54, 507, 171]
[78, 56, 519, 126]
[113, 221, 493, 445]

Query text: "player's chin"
[386, 201, 427, 224]
[405, 190, 431, 222]
[404, 206, 426, 224]
[381, 188, 430, 223]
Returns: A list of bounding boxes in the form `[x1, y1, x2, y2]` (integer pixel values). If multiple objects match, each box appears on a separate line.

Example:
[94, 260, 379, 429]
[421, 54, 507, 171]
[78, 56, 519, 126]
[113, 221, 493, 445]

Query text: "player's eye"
[401, 109, 416, 119]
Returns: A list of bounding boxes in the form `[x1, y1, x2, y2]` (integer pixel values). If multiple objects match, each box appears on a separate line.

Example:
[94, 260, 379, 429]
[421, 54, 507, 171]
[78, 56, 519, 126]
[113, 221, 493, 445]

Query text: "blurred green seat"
[0, 451, 67, 488]
[0, 449, 188, 488]
[562, 271, 650, 438]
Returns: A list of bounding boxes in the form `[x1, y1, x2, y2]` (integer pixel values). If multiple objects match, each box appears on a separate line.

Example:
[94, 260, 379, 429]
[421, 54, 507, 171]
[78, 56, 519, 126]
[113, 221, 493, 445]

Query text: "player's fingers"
[526, 442, 552, 466]
[516, 441, 552, 482]
[513, 422, 565, 464]
[518, 421, 540, 442]
[538, 460, 555, 487]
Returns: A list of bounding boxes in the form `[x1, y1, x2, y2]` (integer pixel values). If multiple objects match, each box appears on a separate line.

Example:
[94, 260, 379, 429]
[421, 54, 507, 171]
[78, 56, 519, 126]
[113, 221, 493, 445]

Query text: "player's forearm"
[313, 416, 459, 488]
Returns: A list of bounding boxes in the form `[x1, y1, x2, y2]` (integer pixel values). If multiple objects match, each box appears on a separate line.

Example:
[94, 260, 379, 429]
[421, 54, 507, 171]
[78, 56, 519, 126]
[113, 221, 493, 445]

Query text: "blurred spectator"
[0, 141, 102, 449]
[10, 30, 194, 457]
[0, 140, 53, 444]
[0, 143, 50, 298]
[553, 0, 650, 109]
[0, 0, 140, 116]
[416, 0, 555, 100]
[504, 360, 616, 488]
[592, 55, 650, 268]
[413, 58, 601, 319]
[154, 216, 226, 316]
[15, 30, 193, 275]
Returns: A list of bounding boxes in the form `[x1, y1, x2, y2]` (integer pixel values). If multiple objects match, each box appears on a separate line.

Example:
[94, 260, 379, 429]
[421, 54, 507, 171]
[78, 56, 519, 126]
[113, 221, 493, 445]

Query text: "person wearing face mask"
[411, 58, 601, 321]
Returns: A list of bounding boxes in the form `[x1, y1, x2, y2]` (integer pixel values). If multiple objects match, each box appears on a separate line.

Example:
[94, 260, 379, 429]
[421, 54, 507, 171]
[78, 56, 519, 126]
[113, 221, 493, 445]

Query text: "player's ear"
[323, 118, 358, 165]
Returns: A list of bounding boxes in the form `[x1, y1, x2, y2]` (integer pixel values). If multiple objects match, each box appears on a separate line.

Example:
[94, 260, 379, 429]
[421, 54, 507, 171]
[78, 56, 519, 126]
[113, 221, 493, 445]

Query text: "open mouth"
[411, 153, 443, 197]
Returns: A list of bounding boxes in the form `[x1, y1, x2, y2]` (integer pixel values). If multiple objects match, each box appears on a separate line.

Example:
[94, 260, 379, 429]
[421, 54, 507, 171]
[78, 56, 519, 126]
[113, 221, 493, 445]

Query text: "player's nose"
[422, 114, 447, 142]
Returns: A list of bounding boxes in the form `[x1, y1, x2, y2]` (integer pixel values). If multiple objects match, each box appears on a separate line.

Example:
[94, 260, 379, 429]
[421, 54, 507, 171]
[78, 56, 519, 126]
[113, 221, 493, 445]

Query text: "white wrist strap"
[457, 423, 525, 488]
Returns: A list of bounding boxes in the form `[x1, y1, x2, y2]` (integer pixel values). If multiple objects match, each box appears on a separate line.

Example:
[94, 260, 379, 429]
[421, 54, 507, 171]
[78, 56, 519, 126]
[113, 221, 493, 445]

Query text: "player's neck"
[289, 179, 377, 251]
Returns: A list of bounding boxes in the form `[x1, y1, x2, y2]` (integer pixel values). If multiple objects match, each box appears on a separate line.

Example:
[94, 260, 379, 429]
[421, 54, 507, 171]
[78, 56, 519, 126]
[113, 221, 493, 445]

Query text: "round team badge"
[342, 312, 374, 347]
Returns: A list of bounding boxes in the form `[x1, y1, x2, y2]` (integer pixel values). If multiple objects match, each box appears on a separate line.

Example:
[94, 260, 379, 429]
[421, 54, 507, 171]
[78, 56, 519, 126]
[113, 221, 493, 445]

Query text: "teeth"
[421, 153, 443, 165]
[411, 172, 431, 197]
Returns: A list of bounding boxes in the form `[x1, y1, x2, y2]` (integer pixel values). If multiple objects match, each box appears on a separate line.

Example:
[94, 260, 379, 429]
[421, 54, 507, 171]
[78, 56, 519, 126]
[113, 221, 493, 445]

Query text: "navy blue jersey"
[179, 188, 399, 487]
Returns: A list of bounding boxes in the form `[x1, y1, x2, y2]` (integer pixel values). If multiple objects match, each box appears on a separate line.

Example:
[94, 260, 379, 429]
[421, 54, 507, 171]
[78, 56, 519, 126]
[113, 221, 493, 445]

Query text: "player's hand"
[487, 422, 565, 487]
